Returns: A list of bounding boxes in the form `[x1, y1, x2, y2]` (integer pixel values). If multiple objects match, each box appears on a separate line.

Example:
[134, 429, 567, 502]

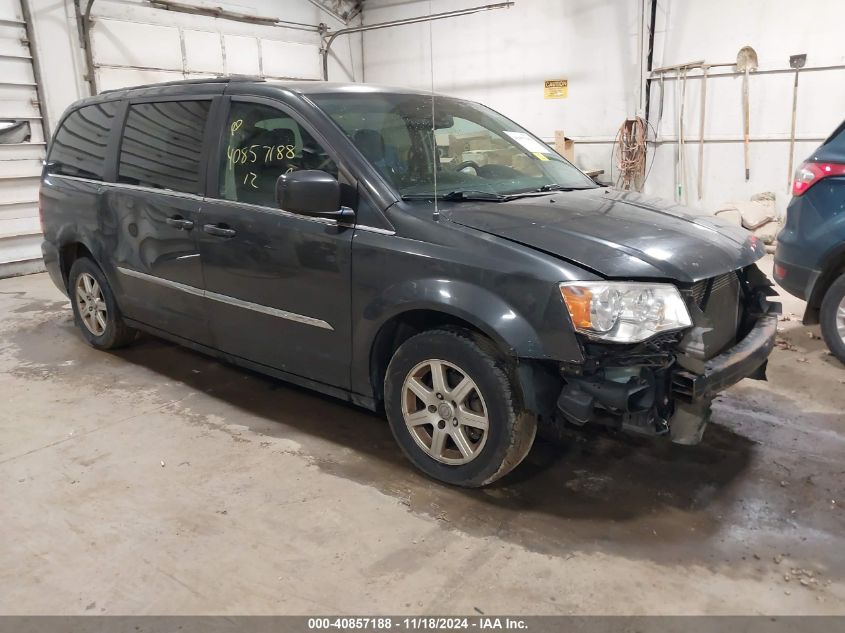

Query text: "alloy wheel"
[838, 295, 845, 342]
[75, 272, 108, 336]
[401, 359, 489, 465]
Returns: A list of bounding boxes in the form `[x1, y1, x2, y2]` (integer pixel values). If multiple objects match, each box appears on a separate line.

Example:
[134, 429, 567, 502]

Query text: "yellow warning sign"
[544, 79, 568, 99]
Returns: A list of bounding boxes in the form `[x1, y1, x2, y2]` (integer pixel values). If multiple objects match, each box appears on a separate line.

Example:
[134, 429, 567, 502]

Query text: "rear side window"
[118, 100, 211, 194]
[47, 102, 118, 180]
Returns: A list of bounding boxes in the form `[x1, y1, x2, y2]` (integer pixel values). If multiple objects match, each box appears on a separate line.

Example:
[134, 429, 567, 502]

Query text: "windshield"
[310, 92, 597, 199]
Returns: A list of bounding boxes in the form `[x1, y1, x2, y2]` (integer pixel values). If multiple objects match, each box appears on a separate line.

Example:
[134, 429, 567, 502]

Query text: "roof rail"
[101, 75, 265, 94]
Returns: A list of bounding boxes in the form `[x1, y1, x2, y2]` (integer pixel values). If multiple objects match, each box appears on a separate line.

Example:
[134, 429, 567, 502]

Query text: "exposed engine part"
[557, 365, 670, 437]
[570, 331, 682, 374]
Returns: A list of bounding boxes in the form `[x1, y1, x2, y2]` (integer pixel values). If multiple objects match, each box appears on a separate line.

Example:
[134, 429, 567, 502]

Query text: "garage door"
[0, 0, 45, 278]
[89, 11, 323, 92]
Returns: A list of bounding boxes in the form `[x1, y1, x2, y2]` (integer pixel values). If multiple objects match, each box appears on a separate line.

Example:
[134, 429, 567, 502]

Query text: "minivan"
[40, 78, 779, 487]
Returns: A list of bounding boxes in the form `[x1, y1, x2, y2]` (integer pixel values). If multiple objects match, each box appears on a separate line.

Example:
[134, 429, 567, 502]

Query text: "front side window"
[47, 102, 118, 180]
[311, 93, 597, 198]
[218, 101, 338, 207]
[118, 100, 210, 194]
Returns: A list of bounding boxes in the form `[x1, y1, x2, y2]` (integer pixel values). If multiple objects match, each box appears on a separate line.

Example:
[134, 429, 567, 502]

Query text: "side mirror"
[275, 170, 354, 221]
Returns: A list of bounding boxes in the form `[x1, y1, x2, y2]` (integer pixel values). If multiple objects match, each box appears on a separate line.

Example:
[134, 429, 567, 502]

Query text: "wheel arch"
[58, 240, 97, 291]
[361, 278, 550, 406]
[368, 308, 503, 404]
[805, 245, 845, 324]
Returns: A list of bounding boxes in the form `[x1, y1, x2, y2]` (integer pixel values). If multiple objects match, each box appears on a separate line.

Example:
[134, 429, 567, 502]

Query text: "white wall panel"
[643, 0, 845, 214]
[0, 55, 35, 84]
[0, 99, 40, 119]
[92, 19, 183, 70]
[0, 199, 37, 221]
[261, 39, 321, 80]
[0, 0, 45, 277]
[183, 29, 224, 74]
[0, 174, 39, 199]
[17, 0, 362, 133]
[0, 29, 28, 56]
[23, 0, 87, 131]
[96, 67, 183, 92]
[0, 158, 42, 178]
[0, 141, 44, 160]
[0, 1, 17, 19]
[362, 0, 638, 170]
[362, 0, 845, 216]
[223, 34, 260, 75]
[83, 0, 361, 91]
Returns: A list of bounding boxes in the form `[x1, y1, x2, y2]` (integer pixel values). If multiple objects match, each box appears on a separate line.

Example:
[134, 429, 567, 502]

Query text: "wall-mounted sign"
[544, 79, 568, 99]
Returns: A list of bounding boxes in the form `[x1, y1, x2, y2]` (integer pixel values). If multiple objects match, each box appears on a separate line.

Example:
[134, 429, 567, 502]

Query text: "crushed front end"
[555, 264, 780, 444]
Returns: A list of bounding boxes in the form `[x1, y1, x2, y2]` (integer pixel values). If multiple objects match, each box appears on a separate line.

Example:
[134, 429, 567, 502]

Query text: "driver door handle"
[166, 216, 194, 230]
[203, 223, 237, 238]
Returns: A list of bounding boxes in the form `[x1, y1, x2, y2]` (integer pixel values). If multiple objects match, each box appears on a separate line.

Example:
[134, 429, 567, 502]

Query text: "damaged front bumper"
[554, 265, 780, 445]
[672, 309, 778, 401]
[666, 302, 778, 444]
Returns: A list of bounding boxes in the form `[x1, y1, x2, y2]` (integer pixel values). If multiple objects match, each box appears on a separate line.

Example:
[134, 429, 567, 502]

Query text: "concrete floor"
[1, 259, 844, 615]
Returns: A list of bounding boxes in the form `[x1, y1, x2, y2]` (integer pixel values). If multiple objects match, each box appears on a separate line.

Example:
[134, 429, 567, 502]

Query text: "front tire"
[384, 328, 536, 487]
[820, 273, 845, 364]
[68, 257, 137, 350]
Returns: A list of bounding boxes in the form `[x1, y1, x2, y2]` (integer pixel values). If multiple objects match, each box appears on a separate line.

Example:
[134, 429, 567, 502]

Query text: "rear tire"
[820, 273, 845, 364]
[68, 257, 137, 350]
[384, 327, 536, 487]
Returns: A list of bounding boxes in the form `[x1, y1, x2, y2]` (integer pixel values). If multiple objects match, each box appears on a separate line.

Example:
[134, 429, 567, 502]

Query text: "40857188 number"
[227, 144, 298, 166]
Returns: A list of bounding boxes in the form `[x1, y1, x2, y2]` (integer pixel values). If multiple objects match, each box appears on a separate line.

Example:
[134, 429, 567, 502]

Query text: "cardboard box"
[554, 130, 575, 163]
[449, 132, 491, 158]
[459, 148, 518, 167]
[512, 154, 542, 176]
[461, 150, 491, 166]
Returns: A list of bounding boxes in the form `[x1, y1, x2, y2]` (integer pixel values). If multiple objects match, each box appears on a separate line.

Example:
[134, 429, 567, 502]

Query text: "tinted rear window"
[47, 102, 118, 180]
[117, 100, 211, 194]
[822, 119, 845, 148]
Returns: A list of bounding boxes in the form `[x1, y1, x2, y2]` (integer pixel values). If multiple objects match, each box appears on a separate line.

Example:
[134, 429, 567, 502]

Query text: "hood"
[443, 188, 766, 283]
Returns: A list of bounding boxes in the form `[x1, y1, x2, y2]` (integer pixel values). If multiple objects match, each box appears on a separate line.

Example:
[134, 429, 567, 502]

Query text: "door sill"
[124, 318, 377, 411]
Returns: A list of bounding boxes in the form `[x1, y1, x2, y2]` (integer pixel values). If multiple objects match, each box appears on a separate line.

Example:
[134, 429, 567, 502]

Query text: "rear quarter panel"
[778, 177, 845, 277]
[40, 175, 118, 290]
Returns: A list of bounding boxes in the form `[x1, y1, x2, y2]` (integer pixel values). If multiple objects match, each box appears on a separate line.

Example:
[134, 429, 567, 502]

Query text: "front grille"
[685, 271, 743, 359]
[690, 273, 735, 310]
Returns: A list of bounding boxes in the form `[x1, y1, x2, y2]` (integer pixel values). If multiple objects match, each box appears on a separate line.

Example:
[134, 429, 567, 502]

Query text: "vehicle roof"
[74, 77, 444, 108]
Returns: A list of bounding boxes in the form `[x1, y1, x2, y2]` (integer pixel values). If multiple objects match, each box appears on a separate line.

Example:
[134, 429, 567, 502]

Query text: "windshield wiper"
[531, 183, 598, 193]
[401, 185, 598, 203]
[402, 189, 508, 202]
[441, 189, 507, 201]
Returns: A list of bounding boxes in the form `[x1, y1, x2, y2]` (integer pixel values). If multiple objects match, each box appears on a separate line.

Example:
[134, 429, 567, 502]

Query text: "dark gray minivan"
[40, 78, 779, 487]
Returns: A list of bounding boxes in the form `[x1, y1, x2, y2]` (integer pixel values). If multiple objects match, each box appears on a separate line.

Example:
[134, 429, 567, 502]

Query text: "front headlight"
[559, 281, 692, 343]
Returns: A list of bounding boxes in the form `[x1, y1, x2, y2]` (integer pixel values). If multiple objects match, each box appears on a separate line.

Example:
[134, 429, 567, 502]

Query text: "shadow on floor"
[105, 332, 758, 556]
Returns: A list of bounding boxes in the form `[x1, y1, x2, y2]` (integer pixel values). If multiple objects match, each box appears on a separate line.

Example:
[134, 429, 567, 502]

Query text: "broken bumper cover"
[672, 310, 779, 401]
[553, 293, 780, 444]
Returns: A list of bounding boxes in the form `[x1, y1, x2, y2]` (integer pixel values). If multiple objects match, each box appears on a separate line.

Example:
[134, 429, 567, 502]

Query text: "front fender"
[351, 276, 584, 400]
[368, 277, 545, 357]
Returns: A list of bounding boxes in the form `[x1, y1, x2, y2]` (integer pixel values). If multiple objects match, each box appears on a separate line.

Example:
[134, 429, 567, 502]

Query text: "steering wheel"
[453, 160, 481, 173]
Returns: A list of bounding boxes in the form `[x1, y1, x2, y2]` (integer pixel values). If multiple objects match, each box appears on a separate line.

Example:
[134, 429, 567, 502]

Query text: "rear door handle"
[166, 216, 194, 230]
[203, 223, 237, 238]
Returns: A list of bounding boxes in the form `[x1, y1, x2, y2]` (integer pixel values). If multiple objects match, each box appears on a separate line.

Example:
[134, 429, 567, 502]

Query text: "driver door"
[198, 98, 354, 389]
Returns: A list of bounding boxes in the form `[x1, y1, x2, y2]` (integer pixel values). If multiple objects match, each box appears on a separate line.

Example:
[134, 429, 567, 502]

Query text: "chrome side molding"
[116, 267, 334, 331]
